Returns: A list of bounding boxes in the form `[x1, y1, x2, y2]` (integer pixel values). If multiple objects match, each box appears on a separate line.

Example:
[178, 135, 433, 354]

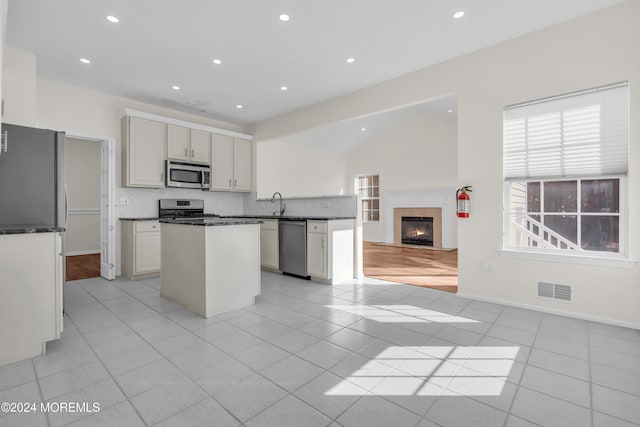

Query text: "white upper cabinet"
[211, 133, 234, 190]
[121, 109, 251, 188]
[166, 124, 190, 161]
[189, 129, 211, 164]
[233, 138, 252, 191]
[122, 116, 166, 188]
[211, 134, 252, 192]
[167, 125, 211, 165]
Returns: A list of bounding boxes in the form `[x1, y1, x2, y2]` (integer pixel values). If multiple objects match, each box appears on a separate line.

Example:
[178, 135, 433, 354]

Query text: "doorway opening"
[64, 134, 115, 281]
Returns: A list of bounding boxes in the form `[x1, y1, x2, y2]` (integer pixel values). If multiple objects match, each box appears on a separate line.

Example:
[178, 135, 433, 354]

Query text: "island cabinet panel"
[160, 222, 261, 318]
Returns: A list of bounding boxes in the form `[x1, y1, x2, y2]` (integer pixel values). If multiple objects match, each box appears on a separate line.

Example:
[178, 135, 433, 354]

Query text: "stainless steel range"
[158, 199, 207, 220]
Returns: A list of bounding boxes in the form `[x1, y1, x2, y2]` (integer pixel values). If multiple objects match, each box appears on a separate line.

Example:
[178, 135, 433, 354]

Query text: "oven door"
[166, 161, 210, 189]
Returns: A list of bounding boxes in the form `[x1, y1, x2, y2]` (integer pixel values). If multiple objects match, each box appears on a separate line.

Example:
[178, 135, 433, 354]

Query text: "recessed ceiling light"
[236, 105, 244, 109]
[106, 15, 119, 23]
[453, 10, 465, 19]
[172, 86, 180, 90]
[279, 14, 290, 22]
[212, 59, 222, 65]
[447, 109, 453, 113]
[280, 86, 288, 91]
[80, 58, 91, 64]
[361, 127, 366, 131]
[346, 57, 355, 63]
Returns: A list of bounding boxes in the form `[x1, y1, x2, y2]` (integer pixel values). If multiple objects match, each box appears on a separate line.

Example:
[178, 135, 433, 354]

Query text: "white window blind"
[504, 82, 628, 180]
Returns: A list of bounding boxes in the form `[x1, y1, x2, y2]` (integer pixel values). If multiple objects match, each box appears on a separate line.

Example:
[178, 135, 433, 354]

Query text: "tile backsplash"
[117, 189, 357, 219]
[116, 187, 244, 218]
[244, 192, 357, 217]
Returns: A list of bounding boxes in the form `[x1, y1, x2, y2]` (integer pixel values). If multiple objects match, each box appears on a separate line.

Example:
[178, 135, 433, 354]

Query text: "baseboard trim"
[456, 291, 640, 331]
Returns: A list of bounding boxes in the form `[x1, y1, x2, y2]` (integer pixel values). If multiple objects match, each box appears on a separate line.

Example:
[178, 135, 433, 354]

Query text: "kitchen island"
[159, 218, 262, 318]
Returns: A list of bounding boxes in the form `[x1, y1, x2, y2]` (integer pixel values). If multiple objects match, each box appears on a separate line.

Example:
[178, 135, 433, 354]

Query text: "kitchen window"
[355, 175, 380, 222]
[503, 82, 628, 257]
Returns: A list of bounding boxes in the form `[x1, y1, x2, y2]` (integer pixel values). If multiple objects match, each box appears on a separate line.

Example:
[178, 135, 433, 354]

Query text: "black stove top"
[158, 199, 205, 219]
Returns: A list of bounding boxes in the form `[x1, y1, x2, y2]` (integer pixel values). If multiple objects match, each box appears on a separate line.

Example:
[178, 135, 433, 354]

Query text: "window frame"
[502, 82, 630, 262]
[355, 174, 380, 223]
[503, 175, 628, 260]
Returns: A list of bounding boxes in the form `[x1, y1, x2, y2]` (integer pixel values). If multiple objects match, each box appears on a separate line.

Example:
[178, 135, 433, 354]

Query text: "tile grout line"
[100, 277, 358, 424]
[76, 280, 248, 426]
[61, 303, 150, 426]
[30, 357, 52, 427]
[501, 310, 544, 427]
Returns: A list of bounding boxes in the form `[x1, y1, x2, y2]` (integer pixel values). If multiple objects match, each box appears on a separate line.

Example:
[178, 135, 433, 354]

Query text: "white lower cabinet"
[121, 220, 161, 280]
[307, 220, 354, 284]
[260, 219, 279, 270]
[0, 232, 63, 366]
[307, 230, 327, 278]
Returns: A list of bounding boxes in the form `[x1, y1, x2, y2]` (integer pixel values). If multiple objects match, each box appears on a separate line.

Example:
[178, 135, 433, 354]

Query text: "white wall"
[254, 2, 640, 327]
[2, 48, 36, 125]
[346, 110, 457, 241]
[64, 137, 101, 254]
[256, 139, 348, 199]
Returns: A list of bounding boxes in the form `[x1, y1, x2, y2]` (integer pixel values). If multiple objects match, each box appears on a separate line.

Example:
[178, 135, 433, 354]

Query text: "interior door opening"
[64, 134, 115, 281]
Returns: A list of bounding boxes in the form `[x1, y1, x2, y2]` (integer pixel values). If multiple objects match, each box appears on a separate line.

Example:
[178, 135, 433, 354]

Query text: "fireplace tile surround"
[394, 208, 442, 248]
[383, 188, 457, 249]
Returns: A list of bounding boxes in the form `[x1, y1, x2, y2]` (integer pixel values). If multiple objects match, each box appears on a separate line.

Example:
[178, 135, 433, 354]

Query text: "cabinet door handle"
[192, 149, 195, 157]
[228, 179, 232, 186]
[184, 148, 188, 157]
[234, 179, 237, 186]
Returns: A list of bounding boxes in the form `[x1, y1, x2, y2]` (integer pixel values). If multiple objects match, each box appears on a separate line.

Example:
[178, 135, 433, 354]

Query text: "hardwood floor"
[66, 254, 101, 281]
[363, 242, 458, 293]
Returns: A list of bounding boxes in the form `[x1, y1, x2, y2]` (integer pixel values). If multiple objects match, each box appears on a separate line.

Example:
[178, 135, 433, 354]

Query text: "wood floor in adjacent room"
[363, 241, 458, 293]
[65, 253, 101, 281]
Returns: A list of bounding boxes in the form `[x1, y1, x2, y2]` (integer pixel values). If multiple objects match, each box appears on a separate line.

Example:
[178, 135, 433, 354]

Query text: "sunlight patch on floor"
[326, 346, 519, 397]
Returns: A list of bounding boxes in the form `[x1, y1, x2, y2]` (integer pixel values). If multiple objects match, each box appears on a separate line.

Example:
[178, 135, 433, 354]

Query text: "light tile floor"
[1, 272, 640, 426]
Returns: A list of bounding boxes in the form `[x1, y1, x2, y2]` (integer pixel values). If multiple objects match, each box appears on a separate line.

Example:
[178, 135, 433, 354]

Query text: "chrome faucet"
[270, 191, 286, 216]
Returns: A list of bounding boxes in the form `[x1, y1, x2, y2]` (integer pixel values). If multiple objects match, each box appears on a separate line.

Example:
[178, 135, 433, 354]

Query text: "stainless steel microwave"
[165, 160, 211, 189]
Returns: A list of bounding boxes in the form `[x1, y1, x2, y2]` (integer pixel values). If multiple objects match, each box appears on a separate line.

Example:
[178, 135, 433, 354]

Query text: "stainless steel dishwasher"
[278, 220, 309, 278]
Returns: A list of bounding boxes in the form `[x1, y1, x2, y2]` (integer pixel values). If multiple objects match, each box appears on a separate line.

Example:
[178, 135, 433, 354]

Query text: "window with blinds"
[503, 82, 628, 255]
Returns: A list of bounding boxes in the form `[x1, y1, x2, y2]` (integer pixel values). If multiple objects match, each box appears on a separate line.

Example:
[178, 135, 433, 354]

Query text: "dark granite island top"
[159, 218, 263, 226]
[0, 225, 66, 235]
[224, 215, 356, 221]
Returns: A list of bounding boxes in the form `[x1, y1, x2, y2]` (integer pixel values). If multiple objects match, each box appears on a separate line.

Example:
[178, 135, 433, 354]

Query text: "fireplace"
[401, 216, 434, 246]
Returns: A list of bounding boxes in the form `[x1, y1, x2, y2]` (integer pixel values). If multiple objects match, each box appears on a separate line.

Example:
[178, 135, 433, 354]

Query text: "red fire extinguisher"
[456, 186, 472, 218]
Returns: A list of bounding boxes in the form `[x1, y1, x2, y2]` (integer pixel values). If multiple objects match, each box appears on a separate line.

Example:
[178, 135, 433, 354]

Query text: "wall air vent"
[537, 281, 572, 302]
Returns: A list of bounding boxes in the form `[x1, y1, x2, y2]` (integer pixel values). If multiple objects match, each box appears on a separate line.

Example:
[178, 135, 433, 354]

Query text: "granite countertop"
[119, 217, 160, 221]
[121, 215, 356, 222]
[0, 225, 66, 235]
[223, 215, 356, 221]
[159, 218, 263, 226]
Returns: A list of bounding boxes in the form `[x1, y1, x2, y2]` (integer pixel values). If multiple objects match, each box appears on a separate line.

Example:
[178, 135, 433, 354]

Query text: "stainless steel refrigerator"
[0, 123, 66, 231]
